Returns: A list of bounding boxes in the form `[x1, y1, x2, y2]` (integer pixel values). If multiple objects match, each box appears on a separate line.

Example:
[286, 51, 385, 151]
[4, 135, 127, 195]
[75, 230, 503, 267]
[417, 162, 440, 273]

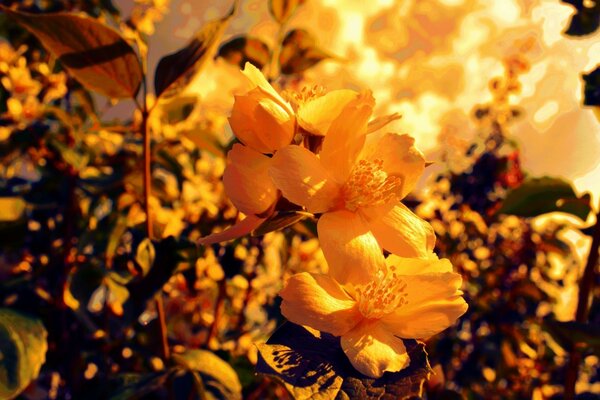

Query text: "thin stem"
[564, 202, 600, 399]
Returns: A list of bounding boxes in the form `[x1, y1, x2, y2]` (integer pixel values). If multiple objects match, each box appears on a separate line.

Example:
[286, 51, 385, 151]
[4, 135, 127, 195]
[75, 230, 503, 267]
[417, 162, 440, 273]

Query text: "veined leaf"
[1, 6, 142, 99]
[497, 177, 592, 221]
[218, 36, 270, 70]
[154, 3, 236, 99]
[0, 309, 47, 400]
[269, 0, 306, 24]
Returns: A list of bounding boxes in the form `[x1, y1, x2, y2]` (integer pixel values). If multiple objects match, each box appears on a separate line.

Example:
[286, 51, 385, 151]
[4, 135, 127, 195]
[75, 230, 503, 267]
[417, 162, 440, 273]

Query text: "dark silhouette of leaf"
[1, 6, 142, 99]
[561, 0, 600, 36]
[497, 177, 592, 221]
[543, 319, 600, 355]
[269, 0, 306, 24]
[154, 3, 235, 99]
[583, 65, 600, 106]
[257, 322, 431, 400]
[252, 211, 312, 236]
[218, 36, 270, 70]
[279, 29, 335, 75]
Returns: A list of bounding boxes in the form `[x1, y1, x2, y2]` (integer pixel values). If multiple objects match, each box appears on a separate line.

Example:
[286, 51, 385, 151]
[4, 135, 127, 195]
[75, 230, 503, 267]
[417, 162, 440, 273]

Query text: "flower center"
[356, 266, 408, 319]
[342, 159, 402, 211]
[283, 85, 326, 109]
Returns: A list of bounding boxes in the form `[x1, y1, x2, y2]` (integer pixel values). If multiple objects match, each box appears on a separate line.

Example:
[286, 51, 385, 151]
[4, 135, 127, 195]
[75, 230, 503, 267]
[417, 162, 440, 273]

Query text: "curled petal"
[269, 145, 341, 213]
[223, 144, 278, 215]
[341, 320, 410, 378]
[320, 90, 375, 183]
[317, 210, 384, 288]
[363, 203, 435, 258]
[241, 62, 293, 114]
[280, 272, 362, 336]
[197, 214, 266, 245]
[297, 89, 358, 136]
[359, 133, 425, 199]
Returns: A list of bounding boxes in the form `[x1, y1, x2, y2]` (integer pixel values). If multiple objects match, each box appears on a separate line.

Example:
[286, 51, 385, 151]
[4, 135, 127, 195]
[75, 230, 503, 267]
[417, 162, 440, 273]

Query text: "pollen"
[284, 85, 326, 108]
[342, 159, 402, 211]
[356, 265, 408, 319]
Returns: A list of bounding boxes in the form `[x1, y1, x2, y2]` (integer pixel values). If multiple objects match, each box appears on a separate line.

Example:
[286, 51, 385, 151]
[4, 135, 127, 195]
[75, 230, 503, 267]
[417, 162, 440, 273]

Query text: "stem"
[139, 80, 170, 361]
[206, 279, 226, 347]
[564, 202, 600, 399]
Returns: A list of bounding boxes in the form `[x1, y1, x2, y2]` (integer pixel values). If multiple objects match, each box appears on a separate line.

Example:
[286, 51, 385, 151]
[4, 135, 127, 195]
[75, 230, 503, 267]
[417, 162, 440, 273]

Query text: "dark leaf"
[1, 6, 142, 99]
[269, 0, 306, 24]
[561, 0, 600, 36]
[218, 35, 270, 70]
[154, 4, 235, 99]
[173, 349, 243, 400]
[257, 322, 431, 400]
[497, 177, 592, 221]
[543, 319, 600, 355]
[0, 309, 47, 400]
[279, 29, 335, 75]
[582, 65, 600, 106]
[252, 211, 312, 236]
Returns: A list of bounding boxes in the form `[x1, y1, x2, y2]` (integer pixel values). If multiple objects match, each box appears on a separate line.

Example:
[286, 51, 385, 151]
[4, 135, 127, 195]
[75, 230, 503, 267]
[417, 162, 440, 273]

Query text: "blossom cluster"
[200, 63, 467, 378]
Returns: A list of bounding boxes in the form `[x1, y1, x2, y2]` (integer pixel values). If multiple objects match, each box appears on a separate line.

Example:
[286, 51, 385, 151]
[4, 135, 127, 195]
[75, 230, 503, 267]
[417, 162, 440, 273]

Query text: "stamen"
[283, 85, 326, 108]
[356, 267, 408, 319]
[342, 159, 402, 211]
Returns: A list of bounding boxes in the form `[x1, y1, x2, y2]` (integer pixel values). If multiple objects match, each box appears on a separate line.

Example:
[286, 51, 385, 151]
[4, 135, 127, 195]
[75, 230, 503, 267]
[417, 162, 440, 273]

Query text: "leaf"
[497, 177, 592, 221]
[543, 319, 600, 355]
[217, 36, 270, 70]
[161, 95, 198, 125]
[0, 198, 26, 222]
[64, 264, 106, 311]
[135, 238, 156, 277]
[154, 4, 235, 99]
[173, 349, 243, 400]
[256, 322, 432, 400]
[180, 127, 225, 156]
[1, 6, 142, 99]
[583, 65, 600, 106]
[279, 29, 335, 75]
[561, 0, 600, 36]
[0, 309, 48, 400]
[269, 0, 306, 24]
[252, 211, 312, 236]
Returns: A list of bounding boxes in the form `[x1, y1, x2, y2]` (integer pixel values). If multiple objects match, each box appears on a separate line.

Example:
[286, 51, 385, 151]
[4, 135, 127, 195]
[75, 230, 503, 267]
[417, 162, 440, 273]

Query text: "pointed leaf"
[257, 322, 432, 400]
[497, 177, 592, 221]
[218, 36, 270, 70]
[154, 4, 235, 99]
[1, 6, 142, 99]
[0, 309, 47, 400]
[135, 238, 156, 277]
[252, 211, 312, 236]
[279, 29, 335, 75]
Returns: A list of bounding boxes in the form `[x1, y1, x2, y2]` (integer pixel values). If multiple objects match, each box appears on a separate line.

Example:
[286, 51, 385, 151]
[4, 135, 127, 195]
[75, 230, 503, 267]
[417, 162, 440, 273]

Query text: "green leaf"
[0, 198, 26, 222]
[256, 322, 431, 400]
[135, 238, 156, 277]
[279, 29, 335, 75]
[0, 309, 48, 400]
[154, 4, 235, 99]
[173, 349, 243, 400]
[269, 0, 306, 24]
[1, 6, 142, 99]
[497, 177, 592, 221]
[561, 0, 600, 36]
[218, 36, 270, 70]
[543, 319, 600, 355]
[252, 211, 312, 236]
[583, 65, 600, 106]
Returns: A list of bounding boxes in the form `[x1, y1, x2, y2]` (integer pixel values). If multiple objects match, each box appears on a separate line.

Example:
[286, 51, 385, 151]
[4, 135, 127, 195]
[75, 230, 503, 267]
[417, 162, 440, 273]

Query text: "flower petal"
[341, 320, 410, 378]
[223, 144, 278, 215]
[380, 272, 467, 339]
[366, 112, 402, 134]
[360, 133, 425, 199]
[280, 272, 362, 336]
[297, 89, 358, 136]
[241, 62, 293, 114]
[363, 203, 435, 258]
[269, 145, 341, 213]
[317, 210, 384, 288]
[385, 253, 453, 275]
[320, 91, 375, 183]
[197, 214, 266, 245]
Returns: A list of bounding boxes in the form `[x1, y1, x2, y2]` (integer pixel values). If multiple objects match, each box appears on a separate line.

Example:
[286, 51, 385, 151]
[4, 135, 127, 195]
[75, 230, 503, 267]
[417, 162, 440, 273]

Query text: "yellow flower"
[269, 92, 434, 285]
[279, 253, 467, 378]
[229, 63, 295, 154]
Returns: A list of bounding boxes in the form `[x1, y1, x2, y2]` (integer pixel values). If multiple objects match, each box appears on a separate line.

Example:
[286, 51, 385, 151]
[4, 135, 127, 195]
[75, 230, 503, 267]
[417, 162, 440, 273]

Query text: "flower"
[229, 63, 296, 154]
[279, 253, 467, 378]
[269, 91, 435, 284]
